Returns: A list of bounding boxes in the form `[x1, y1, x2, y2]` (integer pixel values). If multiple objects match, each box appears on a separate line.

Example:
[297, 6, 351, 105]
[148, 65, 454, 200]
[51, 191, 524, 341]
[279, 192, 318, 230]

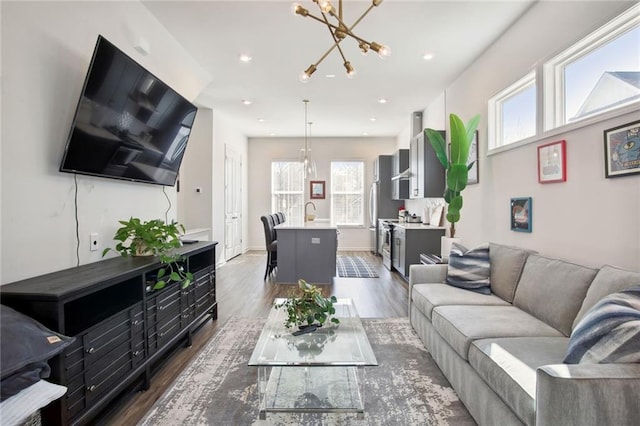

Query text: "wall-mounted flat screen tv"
[59, 35, 197, 186]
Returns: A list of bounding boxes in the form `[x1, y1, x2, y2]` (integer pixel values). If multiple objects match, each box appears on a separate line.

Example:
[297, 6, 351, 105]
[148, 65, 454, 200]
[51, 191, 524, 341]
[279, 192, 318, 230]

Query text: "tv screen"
[59, 35, 197, 186]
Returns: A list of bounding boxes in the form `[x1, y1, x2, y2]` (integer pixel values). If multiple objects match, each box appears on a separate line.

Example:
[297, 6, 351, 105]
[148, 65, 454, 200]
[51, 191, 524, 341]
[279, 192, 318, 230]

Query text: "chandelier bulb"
[344, 61, 356, 78]
[317, 0, 333, 14]
[370, 41, 391, 58]
[292, 3, 308, 16]
[299, 64, 317, 82]
[372, 0, 383, 6]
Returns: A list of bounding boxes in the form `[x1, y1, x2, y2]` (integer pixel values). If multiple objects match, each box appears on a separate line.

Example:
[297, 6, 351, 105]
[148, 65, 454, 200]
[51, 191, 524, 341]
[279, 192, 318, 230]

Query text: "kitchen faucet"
[304, 201, 316, 222]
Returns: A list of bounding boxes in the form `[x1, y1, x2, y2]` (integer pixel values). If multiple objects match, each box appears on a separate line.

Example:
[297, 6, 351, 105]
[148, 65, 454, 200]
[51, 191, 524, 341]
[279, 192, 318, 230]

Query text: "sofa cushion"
[489, 243, 535, 303]
[445, 243, 491, 294]
[513, 255, 597, 336]
[469, 337, 569, 426]
[564, 287, 640, 364]
[573, 265, 640, 329]
[412, 283, 509, 320]
[431, 305, 563, 361]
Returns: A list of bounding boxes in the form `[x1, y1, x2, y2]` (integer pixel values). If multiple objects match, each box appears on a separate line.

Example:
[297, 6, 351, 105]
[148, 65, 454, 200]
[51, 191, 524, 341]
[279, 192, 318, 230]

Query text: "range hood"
[391, 168, 410, 181]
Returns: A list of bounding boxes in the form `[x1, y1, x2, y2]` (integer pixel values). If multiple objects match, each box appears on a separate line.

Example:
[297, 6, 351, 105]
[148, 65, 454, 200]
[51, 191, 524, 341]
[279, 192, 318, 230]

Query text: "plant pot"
[441, 236, 462, 261]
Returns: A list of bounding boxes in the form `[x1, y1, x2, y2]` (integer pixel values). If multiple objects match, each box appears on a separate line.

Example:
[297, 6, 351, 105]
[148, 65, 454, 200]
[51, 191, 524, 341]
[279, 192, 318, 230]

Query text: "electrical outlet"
[311, 237, 320, 244]
[90, 233, 99, 252]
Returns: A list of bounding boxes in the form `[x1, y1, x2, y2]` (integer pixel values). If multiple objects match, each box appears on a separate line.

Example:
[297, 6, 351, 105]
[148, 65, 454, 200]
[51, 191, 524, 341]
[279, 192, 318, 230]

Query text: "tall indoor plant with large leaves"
[426, 113, 480, 239]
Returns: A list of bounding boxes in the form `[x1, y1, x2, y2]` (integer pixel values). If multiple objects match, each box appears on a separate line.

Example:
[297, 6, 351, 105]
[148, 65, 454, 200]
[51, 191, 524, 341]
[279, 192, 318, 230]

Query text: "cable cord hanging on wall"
[163, 186, 171, 224]
[74, 174, 80, 267]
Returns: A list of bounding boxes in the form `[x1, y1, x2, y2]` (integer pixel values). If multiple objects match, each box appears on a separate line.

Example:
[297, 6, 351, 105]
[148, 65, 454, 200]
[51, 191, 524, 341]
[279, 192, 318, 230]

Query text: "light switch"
[311, 237, 320, 244]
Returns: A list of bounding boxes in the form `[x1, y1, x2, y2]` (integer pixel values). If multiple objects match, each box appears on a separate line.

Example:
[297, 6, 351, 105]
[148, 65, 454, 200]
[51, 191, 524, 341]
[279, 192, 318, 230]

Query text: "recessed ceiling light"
[369, 117, 377, 122]
[362, 132, 369, 136]
[270, 132, 276, 137]
[258, 118, 265, 123]
[377, 98, 387, 104]
[242, 99, 252, 105]
[325, 74, 336, 78]
[423, 53, 434, 61]
[239, 54, 252, 63]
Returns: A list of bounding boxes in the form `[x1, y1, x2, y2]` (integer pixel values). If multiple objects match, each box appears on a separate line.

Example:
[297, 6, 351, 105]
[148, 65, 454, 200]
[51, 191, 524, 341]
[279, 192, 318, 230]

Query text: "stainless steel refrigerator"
[369, 155, 405, 254]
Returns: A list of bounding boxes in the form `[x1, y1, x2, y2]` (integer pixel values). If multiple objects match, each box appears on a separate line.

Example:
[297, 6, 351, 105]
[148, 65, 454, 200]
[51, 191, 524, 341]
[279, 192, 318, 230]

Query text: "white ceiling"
[142, 0, 535, 138]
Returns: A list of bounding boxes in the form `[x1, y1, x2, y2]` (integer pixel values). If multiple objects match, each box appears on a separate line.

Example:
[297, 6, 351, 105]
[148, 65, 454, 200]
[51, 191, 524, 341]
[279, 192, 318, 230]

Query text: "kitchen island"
[275, 219, 337, 284]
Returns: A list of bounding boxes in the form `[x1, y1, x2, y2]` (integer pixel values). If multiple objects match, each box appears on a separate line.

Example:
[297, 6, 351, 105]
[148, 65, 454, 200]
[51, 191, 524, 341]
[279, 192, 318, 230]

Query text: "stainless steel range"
[380, 220, 396, 270]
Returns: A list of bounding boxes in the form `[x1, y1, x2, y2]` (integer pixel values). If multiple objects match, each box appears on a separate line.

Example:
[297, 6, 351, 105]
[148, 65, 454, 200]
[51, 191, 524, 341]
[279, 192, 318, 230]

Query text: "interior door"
[224, 145, 242, 261]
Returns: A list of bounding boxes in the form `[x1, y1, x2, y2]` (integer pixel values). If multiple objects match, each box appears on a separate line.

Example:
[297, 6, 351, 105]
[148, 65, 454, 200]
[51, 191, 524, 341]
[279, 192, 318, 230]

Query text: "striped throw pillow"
[564, 287, 640, 364]
[445, 243, 491, 294]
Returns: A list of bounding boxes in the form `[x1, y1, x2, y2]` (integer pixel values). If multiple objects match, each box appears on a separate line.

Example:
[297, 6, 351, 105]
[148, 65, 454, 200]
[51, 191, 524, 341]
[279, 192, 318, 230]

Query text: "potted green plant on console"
[275, 279, 340, 331]
[426, 113, 480, 259]
[102, 217, 193, 291]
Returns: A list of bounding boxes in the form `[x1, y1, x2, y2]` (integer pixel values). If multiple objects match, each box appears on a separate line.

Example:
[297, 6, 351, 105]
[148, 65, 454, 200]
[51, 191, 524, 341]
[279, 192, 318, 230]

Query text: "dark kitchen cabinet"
[0, 241, 218, 426]
[410, 130, 445, 199]
[392, 225, 445, 278]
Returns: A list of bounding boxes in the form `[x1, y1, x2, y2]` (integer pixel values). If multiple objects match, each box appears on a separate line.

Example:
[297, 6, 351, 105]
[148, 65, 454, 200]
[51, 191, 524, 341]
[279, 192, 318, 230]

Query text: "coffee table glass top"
[248, 298, 378, 366]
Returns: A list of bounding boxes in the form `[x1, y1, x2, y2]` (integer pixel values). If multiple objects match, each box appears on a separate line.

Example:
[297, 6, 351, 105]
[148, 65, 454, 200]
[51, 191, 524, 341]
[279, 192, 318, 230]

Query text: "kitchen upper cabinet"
[391, 149, 409, 200]
[410, 130, 445, 199]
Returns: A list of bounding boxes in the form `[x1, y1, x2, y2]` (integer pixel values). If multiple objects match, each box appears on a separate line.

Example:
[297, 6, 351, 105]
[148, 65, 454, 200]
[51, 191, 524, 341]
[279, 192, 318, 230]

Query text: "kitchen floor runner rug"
[336, 255, 379, 278]
[139, 317, 475, 426]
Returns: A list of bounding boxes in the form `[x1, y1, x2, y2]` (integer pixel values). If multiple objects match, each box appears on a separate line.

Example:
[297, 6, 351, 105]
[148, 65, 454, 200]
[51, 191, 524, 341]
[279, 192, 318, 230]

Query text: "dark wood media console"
[0, 241, 218, 425]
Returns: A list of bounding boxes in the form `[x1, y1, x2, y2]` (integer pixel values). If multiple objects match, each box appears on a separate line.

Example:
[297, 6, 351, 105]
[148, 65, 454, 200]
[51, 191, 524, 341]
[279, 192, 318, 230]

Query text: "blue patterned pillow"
[564, 287, 640, 364]
[445, 243, 491, 294]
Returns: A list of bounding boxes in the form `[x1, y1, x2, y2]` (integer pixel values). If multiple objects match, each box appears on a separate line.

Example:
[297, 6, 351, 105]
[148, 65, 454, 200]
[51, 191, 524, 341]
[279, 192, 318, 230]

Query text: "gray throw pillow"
[564, 287, 640, 364]
[445, 243, 491, 295]
[1, 304, 75, 400]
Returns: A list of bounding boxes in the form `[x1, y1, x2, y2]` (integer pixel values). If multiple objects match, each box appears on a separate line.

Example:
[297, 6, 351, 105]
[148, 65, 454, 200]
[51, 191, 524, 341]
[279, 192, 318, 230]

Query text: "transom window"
[488, 71, 537, 150]
[544, 4, 640, 129]
[330, 161, 364, 226]
[271, 161, 304, 221]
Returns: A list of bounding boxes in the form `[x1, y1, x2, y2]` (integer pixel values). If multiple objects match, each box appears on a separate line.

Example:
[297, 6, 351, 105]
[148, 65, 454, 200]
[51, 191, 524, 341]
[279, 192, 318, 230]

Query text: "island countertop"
[275, 219, 337, 230]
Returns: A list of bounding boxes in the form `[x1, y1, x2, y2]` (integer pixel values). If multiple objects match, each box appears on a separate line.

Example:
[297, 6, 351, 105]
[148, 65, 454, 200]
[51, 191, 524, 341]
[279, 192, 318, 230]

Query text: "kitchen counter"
[392, 222, 446, 230]
[274, 219, 336, 230]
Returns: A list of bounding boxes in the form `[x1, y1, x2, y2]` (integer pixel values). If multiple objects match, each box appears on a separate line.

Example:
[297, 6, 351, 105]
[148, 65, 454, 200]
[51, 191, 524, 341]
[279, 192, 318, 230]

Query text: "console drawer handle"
[133, 350, 141, 357]
[158, 305, 165, 311]
[159, 332, 165, 338]
[87, 385, 96, 392]
[86, 347, 95, 354]
[131, 320, 140, 325]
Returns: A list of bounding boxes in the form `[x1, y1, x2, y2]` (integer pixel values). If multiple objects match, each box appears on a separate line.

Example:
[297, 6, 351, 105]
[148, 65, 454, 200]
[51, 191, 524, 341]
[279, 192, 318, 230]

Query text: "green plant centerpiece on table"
[275, 279, 340, 329]
[102, 217, 193, 291]
[425, 113, 480, 238]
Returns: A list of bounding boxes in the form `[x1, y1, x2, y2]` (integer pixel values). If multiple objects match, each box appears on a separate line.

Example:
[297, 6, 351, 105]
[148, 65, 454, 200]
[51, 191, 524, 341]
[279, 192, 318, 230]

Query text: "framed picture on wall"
[537, 140, 566, 183]
[604, 120, 640, 178]
[467, 131, 479, 185]
[510, 197, 532, 233]
[310, 180, 325, 199]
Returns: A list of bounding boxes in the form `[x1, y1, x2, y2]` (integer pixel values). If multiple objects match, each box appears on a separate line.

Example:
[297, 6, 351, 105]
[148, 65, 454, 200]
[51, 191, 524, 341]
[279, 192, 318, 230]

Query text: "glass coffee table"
[248, 298, 378, 420]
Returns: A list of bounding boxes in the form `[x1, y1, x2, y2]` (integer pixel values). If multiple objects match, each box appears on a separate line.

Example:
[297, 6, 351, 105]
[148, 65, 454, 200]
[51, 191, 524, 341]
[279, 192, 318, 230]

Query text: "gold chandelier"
[293, 0, 390, 80]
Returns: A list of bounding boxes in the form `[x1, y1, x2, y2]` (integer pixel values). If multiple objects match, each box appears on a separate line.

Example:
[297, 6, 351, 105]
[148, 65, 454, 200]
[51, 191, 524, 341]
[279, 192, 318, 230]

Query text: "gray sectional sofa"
[408, 242, 640, 426]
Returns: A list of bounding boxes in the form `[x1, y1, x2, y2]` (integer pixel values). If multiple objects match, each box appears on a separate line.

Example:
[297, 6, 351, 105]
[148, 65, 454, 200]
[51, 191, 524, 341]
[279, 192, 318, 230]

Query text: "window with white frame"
[330, 161, 364, 226]
[488, 71, 537, 150]
[544, 4, 640, 129]
[271, 161, 304, 221]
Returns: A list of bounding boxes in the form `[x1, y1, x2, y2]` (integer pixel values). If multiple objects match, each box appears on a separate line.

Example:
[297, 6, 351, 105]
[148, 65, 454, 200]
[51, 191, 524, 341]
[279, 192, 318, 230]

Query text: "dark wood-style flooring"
[109, 250, 408, 425]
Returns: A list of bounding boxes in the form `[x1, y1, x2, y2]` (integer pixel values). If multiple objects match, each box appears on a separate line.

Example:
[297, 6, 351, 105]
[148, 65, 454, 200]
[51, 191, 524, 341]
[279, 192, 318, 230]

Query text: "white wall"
[247, 137, 398, 251]
[1, 1, 211, 283]
[420, 1, 640, 271]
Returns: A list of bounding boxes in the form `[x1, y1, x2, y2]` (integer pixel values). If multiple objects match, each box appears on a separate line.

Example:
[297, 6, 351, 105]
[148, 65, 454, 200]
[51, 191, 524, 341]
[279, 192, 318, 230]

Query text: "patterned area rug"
[336, 256, 379, 278]
[139, 317, 475, 425]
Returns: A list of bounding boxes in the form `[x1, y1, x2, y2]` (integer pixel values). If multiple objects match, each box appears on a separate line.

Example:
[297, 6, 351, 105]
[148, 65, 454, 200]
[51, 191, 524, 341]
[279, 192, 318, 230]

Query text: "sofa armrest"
[408, 264, 448, 318]
[536, 363, 640, 426]
[409, 264, 448, 287]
